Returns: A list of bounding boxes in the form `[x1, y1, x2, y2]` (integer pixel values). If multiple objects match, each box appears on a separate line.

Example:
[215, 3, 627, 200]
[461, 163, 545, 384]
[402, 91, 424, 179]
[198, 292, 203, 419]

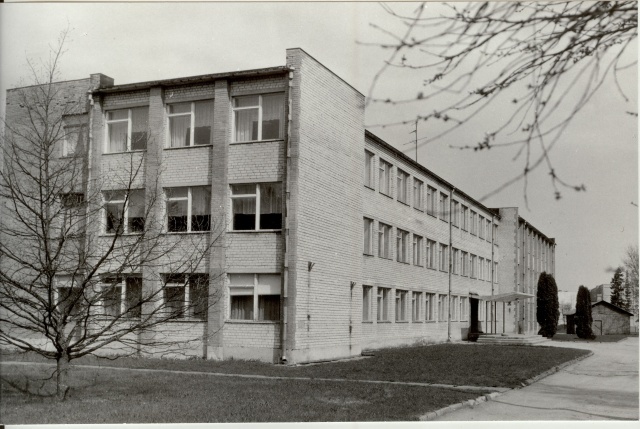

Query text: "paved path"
[435, 337, 639, 420]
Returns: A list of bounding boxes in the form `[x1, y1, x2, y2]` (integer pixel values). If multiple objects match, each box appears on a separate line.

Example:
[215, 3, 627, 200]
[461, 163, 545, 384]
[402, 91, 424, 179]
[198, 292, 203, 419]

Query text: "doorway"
[469, 298, 480, 333]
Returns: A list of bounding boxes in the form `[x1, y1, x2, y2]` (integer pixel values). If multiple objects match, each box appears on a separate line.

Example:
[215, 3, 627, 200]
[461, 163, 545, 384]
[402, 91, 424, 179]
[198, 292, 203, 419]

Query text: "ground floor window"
[55, 276, 84, 318]
[102, 276, 143, 318]
[425, 293, 435, 321]
[395, 290, 407, 321]
[460, 296, 468, 321]
[377, 287, 390, 321]
[411, 292, 421, 321]
[363, 286, 373, 321]
[228, 273, 281, 321]
[163, 274, 209, 320]
[438, 294, 447, 322]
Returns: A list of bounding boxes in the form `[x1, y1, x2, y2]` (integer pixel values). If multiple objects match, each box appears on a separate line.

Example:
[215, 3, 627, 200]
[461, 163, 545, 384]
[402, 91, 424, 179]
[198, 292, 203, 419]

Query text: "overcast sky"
[0, 2, 637, 296]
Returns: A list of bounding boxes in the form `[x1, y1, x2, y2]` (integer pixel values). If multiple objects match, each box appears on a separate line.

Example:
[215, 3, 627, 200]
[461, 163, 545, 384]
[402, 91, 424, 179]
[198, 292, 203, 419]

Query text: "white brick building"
[2, 48, 556, 363]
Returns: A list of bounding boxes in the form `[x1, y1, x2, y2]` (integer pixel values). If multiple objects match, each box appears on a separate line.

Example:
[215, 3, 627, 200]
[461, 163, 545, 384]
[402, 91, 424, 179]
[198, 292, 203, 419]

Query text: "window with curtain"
[103, 190, 145, 234]
[166, 186, 211, 232]
[168, 100, 214, 147]
[228, 273, 281, 321]
[106, 107, 148, 153]
[230, 183, 282, 231]
[233, 93, 284, 142]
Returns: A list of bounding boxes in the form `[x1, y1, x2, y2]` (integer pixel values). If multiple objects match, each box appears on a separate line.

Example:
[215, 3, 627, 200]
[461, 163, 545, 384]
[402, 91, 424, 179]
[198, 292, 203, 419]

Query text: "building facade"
[2, 48, 556, 363]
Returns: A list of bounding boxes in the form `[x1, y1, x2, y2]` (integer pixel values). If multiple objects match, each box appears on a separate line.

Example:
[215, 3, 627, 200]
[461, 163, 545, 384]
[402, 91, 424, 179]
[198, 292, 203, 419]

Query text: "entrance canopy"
[477, 292, 534, 302]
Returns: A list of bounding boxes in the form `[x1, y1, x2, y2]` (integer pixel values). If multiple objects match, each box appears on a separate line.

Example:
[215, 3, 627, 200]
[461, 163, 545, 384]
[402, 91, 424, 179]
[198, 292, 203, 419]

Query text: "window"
[426, 239, 436, 269]
[437, 294, 447, 322]
[479, 257, 485, 281]
[166, 186, 211, 232]
[363, 286, 373, 321]
[397, 169, 409, 204]
[377, 287, 390, 321]
[470, 254, 477, 278]
[413, 178, 424, 210]
[413, 235, 423, 266]
[395, 290, 407, 321]
[425, 293, 435, 321]
[460, 297, 468, 321]
[56, 276, 83, 318]
[228, 273, 280, 321]
[426, 186, 437, 216]
[452, 248, 459, 275]
[479, 215, 485, 239]
[378, 222, 391, 259]
[164, 274, 209, 319]
[396, 229, 409, 263]
[470, 210, 477, 235]
[106, 107, 149, 153]
[103, 189, 145, 234]
[379, 159, 392, 196]
[461, 205, 469, 231]
[233, 93, 284, 142]
[62, 125, 85, 157]
[230, 183, 282, 231]
[461, 251, 469, 276]
[486, 219, 492, 241]
[412, 292, 421, 322]
[102, 276, 143, 318]
[167, 100, 214, 147]
[451, 295, 459, 321]
[493, 224, 498, 242]
[364, 150, 375, 188]
[439, 193, 446, 220]
[363, 218, 374, 255]
[494, 262, 499, 283]
[451, 200, 459, 227]
[439, 243, 448, 271]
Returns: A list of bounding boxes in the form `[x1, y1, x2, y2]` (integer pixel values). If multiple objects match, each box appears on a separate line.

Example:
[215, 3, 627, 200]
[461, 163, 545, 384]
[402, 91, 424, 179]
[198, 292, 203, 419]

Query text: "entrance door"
[469, 298, 479, 333]
[594, 320, 603, 336]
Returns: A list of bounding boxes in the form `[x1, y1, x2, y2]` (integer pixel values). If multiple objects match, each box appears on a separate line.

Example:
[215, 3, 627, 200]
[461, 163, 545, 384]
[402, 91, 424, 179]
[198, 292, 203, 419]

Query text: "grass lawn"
[1, 343, 590, 423]
[1, 364, 480, 423]
[551, 333, 637, 343]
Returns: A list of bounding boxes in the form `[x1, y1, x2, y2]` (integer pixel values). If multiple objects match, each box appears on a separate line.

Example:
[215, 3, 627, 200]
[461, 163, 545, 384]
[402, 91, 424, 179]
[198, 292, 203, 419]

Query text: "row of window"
[365, 150, 495, 243]
[97, 182, 283, 234]
[363, 286, 483, 324]
[56, 272, 282, 322]
[103, 93, 285, 154]
[363, 217, 498, 279]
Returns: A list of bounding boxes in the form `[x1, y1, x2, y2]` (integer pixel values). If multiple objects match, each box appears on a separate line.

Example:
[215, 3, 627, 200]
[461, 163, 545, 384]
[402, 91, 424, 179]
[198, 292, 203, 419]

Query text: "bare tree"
[0, 30, 224, 400]
[365, 1, 637, 200]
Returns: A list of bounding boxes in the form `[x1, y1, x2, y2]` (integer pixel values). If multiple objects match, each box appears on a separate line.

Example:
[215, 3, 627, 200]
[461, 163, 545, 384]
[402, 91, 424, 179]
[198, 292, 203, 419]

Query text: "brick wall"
[592, 304, 631, 335]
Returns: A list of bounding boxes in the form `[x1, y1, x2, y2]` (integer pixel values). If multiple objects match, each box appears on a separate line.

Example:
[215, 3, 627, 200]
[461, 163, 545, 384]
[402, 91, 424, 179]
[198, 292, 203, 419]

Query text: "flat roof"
[365, 130, 501, 220]
[92, 66, 290, 94]
[517, 216, 556, 244]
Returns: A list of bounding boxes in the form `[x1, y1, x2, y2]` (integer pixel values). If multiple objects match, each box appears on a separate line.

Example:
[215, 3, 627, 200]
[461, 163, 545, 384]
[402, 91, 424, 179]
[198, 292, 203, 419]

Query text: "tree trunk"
[56, 354, 70, 401]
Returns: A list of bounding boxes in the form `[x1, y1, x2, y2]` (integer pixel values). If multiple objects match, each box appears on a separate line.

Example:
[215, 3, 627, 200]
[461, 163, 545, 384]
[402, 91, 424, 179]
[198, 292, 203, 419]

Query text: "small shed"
[562, 309, 576, 334]
[591, 301, 633, 335]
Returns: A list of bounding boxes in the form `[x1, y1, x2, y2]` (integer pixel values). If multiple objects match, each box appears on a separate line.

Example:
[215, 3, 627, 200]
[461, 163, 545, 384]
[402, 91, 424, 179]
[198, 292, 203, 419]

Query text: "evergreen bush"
[575, 285, 595, 339]
[536, 272, 559, 337]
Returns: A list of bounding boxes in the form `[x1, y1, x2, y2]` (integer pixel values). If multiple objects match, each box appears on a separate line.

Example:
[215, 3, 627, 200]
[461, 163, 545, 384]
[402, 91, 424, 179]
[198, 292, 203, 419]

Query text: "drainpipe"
[490, 214, 495, 334]
[447, 188, 455, 342]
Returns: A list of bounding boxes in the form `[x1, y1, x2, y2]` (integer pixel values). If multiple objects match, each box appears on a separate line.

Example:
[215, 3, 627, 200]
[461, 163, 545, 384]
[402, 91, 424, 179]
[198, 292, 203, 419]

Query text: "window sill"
[380, 192, 393, 199]
[364, 184, 375, 191]
[164, 231, 211, 235]
[228, 229, 282, 234]
[362, 320, 374, 324]
[426, 266, 437, 271]
[225, 319, 281, 325]
[103, 150, 146, 156]
[397, 260, 410, 265]
[363, 252, 374, 257]
[165, 318, 207, 323]
[413, 207, 424, 213]
[100, 233, 143, 237]
[377, 320, 392, 323]
[378, 255, 393, 260]
[395, 320, 409, 323]
[440, 218, 449, 223]
[230, 138, 284, 145]
[427, 212, 437, 218]
[165, 144, 213, 151]
[413, 264, 424, 268]
[398, 200, 409, 206]
[412, 320, 423, 323]
[425, 320, 436, 323]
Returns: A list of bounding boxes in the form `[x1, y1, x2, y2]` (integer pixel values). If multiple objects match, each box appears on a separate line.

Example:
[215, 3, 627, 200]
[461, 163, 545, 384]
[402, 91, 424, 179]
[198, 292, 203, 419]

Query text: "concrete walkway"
[435, 337, 639, 420]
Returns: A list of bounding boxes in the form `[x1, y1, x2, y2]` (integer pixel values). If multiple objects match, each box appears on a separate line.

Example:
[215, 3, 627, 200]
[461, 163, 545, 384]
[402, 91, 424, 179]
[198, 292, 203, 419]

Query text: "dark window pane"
[168, 216, 187, 232]
[58, 287, 83, 317]
[260, 213, 282, 230]
[190, 275, 208, 320]
[233, 214, 255, 231]
[104, 286, 122, 317]
[106, 203, 124, 234]
[191, 214, 210, 232]
[125, 277, 142, 319]
[165, 288, 185, 317]
[131, 131, 147, 150]
[258, 295, 280, 321]
[230, 295, 253, 320]
[131, 107, 148, 150]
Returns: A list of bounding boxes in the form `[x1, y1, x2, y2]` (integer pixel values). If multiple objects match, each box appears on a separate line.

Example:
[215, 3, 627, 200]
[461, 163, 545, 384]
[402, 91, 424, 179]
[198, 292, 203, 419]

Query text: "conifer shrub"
[536, 272, 559, 337]
[575, 285, 596, 339]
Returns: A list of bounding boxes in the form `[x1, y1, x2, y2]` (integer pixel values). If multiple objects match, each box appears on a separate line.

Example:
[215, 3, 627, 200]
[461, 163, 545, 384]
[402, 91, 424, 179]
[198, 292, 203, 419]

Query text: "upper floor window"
[62, 125, 86, 158]
[168, 100, 214, 147]
[440, 193, 449, 222]
[233, 94, 284, 142]
[364, 150, 375, 189]
[363, 217, 374, 255]
[166, 186, 211, 232]
[106, 107, 149, 153]
[486, 219, 492, 241]
[439, 243, 448, 271]
[470, 254, 477, 278]
[451, 201, 460, 227]
[452, 248, 459, 274]
[412, 234, 423, 266]
[426, 186, 437, 216]
[470, 210, 477, 235]
[378, 222, 391, 259]
[413, 178, 424, 210]
[379, 159, 392, 196]
[461, 205, 469, 231]
[426, 239, 437, 269]
[231, 183, 282, 231]
[461, 251, 469, 276]
[397, 169, 409, 204]
[396, 229, 409, 263]
[479, 215, 485, 239]
[103, 190, 145, 234]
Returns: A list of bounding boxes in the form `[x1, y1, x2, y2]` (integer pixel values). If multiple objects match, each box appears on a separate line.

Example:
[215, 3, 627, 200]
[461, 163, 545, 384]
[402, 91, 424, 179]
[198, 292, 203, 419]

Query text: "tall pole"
[414, 120, 418, 162]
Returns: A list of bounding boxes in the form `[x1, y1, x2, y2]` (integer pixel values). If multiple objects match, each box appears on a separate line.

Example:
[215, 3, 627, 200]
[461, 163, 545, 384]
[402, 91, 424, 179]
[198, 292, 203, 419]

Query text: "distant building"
[591, 301, 633, 335]
[590, 284, 611, 303]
